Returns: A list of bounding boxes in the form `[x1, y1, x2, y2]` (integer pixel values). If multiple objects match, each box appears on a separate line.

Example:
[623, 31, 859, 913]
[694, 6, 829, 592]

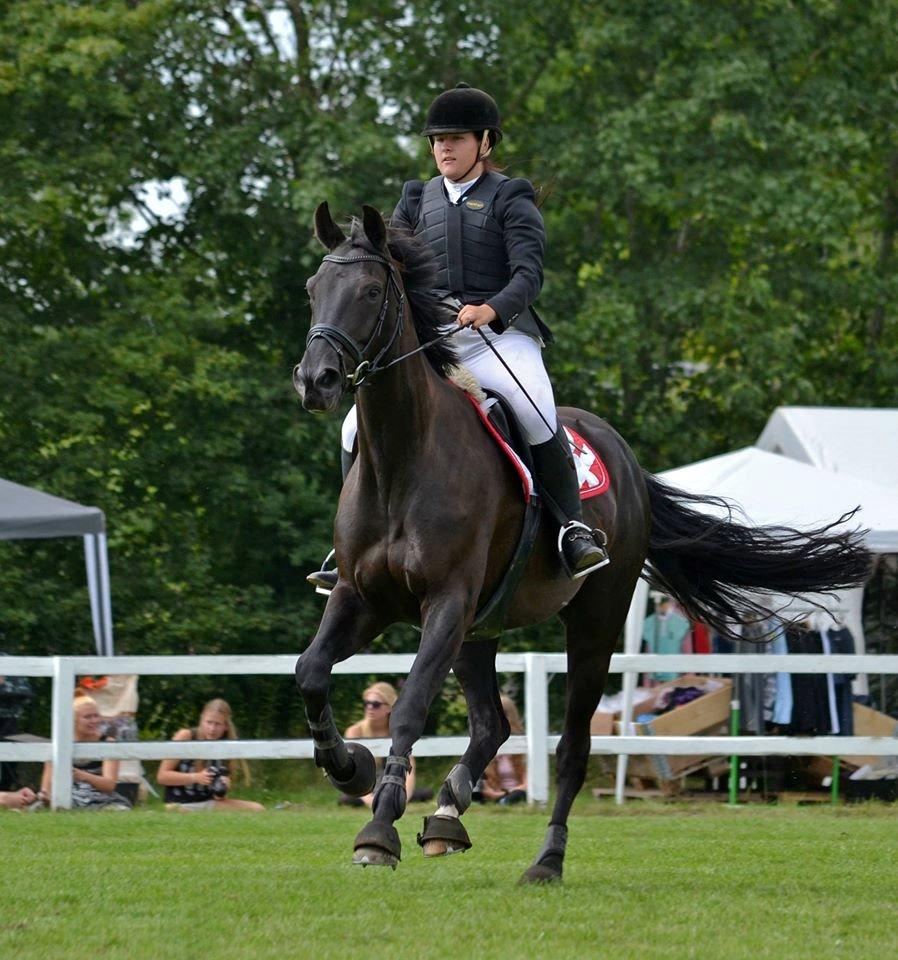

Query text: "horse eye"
[368, 285, 382, 300]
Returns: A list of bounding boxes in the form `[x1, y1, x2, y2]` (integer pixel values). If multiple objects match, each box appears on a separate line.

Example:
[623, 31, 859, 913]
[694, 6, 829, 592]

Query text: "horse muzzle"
[293, 360, 343, 413]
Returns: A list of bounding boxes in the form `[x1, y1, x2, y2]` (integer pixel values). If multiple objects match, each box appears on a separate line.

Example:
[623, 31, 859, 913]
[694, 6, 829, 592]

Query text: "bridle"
[303, 250, 463, 392]
[303, 252, 406, 392]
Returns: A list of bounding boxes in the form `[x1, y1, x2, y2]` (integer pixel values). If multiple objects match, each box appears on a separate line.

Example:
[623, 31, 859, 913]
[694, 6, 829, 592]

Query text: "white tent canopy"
[614, 444, 898, 800]
[0, 478, 114, 656]
[757, 406, 898, 490]
[660, 446, 898, 553]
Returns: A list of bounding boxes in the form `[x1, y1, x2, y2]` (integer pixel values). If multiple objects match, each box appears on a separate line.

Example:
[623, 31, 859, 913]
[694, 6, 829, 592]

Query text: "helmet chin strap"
[446, 131, 492, 184]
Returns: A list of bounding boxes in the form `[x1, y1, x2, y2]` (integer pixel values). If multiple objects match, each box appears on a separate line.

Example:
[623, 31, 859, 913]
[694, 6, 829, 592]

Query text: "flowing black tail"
[643, 471, 872, 636]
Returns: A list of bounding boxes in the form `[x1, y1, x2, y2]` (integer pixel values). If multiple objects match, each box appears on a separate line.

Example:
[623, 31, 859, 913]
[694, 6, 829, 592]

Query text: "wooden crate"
[616, 679, 733, 782]
[844, 703, 898, 769]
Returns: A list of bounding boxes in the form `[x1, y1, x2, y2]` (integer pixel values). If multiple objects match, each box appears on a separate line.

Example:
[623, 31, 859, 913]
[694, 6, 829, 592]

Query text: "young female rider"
[308, 83, 609, 590]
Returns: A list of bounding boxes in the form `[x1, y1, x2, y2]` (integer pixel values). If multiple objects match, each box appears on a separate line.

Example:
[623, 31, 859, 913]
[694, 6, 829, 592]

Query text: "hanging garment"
[769, 626, 794, 727]
[690, 622, 711, 654]
[823, 625, 856, 736]
[787, 630, 834, 734]
[642, 610, 691, 681]
[739, 621, 774, 735]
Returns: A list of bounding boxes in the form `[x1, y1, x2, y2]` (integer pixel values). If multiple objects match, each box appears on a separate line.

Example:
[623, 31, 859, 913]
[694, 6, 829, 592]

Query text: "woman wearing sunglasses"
[343, 682, 415, 808]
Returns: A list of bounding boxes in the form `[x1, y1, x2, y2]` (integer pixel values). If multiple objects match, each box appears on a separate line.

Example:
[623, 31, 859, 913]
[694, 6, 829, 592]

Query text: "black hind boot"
[530, 424, 610, 579]
[307, 446, 355, 594]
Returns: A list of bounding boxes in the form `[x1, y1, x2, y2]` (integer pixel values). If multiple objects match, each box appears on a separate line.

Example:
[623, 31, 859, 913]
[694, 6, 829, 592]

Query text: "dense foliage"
[2, 2, 896, 736]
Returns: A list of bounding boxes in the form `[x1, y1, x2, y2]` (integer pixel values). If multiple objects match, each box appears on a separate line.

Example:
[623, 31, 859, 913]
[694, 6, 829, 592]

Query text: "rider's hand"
[457, 303, 497, 329]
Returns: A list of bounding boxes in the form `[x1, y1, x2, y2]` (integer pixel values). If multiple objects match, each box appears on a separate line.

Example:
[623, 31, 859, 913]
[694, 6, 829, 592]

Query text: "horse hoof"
[416, 815, 472, 857]
[353, 820, 401, 868]
[421, 838, 467, 858]
[325, 741, 377, 797]
[353, 846, 398, 870]
[519, 863, 563, 884]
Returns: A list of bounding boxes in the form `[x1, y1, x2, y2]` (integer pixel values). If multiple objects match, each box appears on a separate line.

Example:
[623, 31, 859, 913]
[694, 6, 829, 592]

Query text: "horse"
[292, 202, 871, 883]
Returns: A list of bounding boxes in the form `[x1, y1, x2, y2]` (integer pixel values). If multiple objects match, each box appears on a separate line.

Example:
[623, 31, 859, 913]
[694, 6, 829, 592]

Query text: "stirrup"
[558, 521, 610, 580]
[306, 549, 337, 596]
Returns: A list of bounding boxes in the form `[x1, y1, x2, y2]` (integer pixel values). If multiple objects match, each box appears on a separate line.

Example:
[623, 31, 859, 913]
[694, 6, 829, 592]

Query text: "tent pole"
[83, 535, 103, 656]
[97, 533, 115, 657]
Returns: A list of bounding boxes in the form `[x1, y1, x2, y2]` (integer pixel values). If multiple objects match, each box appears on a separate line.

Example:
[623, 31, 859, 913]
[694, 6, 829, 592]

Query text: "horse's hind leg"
[419, 638, 508, 858]
[521, 591, 633, 884]
[295, 585, 386, 796]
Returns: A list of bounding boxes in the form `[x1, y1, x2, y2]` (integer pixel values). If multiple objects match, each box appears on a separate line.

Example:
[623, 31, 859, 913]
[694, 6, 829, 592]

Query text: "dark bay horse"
[292, 203, 870, 882]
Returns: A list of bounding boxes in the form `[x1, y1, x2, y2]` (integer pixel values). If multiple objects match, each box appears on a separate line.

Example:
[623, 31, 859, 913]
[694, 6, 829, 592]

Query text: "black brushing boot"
[530, 424, 610, 579]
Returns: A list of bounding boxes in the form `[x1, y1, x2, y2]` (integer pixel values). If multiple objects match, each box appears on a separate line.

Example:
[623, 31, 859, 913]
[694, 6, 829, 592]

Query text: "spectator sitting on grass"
[481, 695, 527, 805]
[157, 698, 263, 812]
[39, 695, 133, 810]
[341, 682, 424, 807]
[0, 787, 37, 809]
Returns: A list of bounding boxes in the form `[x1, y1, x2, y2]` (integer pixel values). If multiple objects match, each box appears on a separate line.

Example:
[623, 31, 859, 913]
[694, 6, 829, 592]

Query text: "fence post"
[524, 653, 550, 806]
[728, 698, 741, 807]
[615, 666, 640, 804]
[51, 657, 76, 810]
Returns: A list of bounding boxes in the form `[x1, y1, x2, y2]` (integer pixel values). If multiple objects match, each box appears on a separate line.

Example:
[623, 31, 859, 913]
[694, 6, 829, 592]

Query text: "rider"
[308, 82, 609, 590]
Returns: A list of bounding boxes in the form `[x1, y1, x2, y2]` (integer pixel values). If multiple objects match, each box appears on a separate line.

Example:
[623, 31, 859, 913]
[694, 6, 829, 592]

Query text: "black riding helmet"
[420, 82, 503, 148]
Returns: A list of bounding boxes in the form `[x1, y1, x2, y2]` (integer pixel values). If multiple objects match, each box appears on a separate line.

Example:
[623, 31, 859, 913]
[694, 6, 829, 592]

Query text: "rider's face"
[431, 132, 482, 181]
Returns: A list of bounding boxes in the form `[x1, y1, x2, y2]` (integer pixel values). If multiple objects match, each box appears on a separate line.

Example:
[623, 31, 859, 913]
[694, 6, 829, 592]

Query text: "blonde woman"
[39, 695, 132, 809]
[481, 695, 527, 804]
[344, 682, 416, 808]
[157, 698, 263, 812]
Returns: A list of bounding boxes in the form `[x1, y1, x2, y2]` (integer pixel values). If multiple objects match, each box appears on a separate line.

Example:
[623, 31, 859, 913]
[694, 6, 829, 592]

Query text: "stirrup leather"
[557, 521, 610, 580]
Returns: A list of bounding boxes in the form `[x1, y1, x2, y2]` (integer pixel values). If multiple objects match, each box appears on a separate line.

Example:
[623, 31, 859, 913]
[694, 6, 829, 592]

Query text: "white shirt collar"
[443, 175, 479, 205]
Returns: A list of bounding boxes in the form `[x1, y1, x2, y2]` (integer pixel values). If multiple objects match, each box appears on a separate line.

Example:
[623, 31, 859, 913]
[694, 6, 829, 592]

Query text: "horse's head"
[293, 202, 403, 412]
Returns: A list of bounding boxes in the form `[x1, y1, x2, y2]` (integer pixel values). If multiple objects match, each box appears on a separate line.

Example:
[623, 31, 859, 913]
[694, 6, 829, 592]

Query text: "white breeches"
[340, 326, 558, 452]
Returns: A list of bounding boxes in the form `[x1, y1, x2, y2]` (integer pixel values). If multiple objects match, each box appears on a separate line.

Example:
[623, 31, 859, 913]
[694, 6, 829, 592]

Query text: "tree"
[2, 1, 895, 735]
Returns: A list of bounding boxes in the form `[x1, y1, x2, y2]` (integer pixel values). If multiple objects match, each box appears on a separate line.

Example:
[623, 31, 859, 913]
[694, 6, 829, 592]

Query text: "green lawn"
[2, 802, 895, 960]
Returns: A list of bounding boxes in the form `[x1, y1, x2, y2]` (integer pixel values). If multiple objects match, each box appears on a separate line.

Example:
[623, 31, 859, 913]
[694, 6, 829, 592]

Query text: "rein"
[306, 251, 464, 392]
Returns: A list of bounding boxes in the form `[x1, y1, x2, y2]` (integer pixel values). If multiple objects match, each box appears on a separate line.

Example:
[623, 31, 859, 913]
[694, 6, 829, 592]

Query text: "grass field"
[2, 800, 896, 960]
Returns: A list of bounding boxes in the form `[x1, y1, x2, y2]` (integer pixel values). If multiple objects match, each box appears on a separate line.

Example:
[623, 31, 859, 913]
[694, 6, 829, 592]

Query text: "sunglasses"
[362, 700, 386, 709]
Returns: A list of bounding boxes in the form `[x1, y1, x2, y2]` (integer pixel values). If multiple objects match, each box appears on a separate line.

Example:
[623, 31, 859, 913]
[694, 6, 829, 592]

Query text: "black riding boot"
[306, 447, 355, 594]
[529, 425, 610, 579]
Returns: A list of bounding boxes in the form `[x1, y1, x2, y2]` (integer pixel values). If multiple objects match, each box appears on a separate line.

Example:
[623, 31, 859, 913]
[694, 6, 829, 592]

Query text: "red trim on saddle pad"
[564, 426, 611, 499]
[464, 394, 534, 503]
[465, 394, 612, 502]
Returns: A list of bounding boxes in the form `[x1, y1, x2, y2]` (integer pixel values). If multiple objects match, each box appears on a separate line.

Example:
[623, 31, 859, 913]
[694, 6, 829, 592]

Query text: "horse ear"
[314, 201, 346, 250]
[361, 204, 388, 252]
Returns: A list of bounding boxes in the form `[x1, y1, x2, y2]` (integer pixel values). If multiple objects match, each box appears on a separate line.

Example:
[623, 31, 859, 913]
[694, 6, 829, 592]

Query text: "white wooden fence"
[2, 653, 897, 810]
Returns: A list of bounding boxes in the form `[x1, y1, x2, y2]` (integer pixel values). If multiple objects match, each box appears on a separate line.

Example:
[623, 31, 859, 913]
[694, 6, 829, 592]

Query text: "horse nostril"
[316, 368, 341, 391]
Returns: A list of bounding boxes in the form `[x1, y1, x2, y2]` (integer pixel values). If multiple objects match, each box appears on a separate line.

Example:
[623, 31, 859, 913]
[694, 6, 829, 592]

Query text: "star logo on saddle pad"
[564, 427, 610, 499]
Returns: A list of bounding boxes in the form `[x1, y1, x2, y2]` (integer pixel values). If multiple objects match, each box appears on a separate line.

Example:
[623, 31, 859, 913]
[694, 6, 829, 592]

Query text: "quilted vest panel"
[416, 173, 509, 299]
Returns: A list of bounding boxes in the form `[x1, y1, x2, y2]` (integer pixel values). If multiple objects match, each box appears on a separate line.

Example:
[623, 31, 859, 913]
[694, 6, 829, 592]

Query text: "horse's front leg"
[295, 584, 386, 795]
[418, 638, 508, 858]
[353, 591, 469, 869]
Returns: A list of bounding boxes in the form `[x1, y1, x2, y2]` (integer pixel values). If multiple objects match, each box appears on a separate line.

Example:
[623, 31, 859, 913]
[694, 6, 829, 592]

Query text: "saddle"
[463, 389, 612, 639]
[463, 390, 542, 640]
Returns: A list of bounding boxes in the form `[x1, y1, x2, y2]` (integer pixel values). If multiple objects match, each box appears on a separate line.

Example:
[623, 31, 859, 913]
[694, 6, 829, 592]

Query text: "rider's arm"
[485, 178, 546, 332]
[390, 180, 426, 234]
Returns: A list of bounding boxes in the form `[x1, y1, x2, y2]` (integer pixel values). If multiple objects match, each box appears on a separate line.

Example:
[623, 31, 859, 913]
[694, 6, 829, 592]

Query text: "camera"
[205, 763, 229, 798]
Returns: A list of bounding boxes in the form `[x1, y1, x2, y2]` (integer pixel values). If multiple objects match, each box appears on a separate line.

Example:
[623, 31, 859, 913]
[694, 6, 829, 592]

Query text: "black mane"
[348, 219, 458, 377]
